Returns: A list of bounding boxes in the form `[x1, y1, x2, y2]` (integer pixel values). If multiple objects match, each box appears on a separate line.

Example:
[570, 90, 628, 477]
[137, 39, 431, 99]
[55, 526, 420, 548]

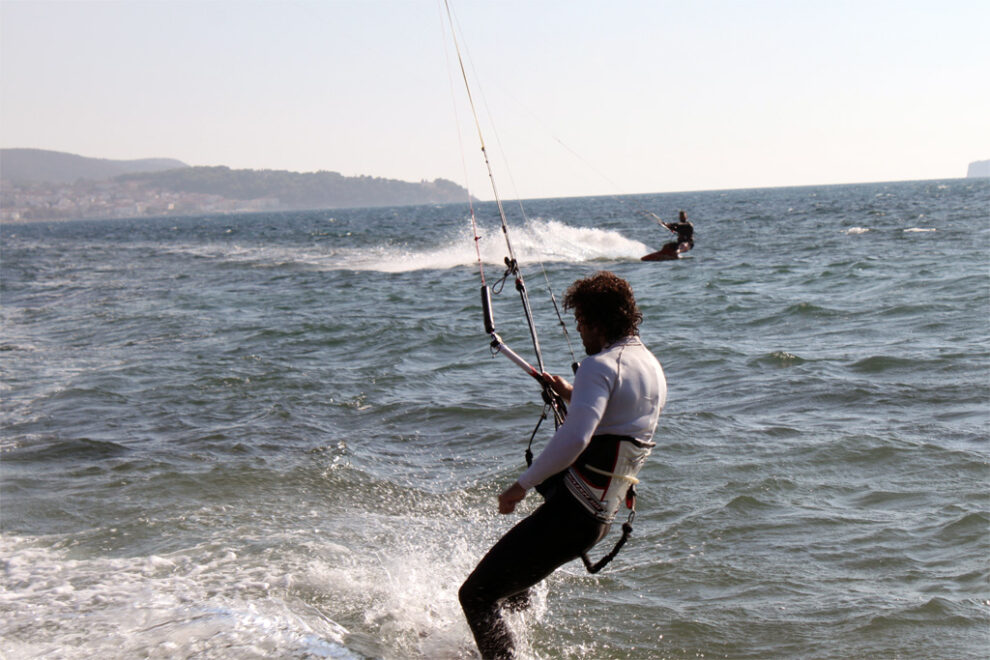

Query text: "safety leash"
[582, 500, 636, 574]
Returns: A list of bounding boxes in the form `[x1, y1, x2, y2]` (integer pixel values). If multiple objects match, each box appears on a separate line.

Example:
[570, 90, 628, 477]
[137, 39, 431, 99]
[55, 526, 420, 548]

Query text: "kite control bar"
[481, 285, 542, 381]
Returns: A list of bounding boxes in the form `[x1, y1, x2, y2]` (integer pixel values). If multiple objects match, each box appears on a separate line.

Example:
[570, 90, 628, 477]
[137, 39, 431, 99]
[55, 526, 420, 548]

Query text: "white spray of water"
[1, 510, 550, 660]
[325, 218, 648, 273]
[153, 219, 649, 274]
[0, 534, 360, 659]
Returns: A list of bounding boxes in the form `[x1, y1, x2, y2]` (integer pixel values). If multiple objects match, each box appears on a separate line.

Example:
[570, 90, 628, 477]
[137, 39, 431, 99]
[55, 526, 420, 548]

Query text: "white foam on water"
[150, 218, 649, 274]
[903, 227, 937, 232]
[0, 510, 550, 660]
[845, 227, 870, 235]
[340, 219, 646, 273]
[0, 535, 361, 660]
[338, 219, 647, 273]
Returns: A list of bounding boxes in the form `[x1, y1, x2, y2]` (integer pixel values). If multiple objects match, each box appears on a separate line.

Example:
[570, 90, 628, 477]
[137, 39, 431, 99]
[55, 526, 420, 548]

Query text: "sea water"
[1, 179, 988, 659]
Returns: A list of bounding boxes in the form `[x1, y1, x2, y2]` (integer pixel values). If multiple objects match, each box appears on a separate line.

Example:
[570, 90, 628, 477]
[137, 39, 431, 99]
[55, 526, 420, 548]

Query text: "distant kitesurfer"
[459, 271, 667, 659]
[662, 210, 694, 253]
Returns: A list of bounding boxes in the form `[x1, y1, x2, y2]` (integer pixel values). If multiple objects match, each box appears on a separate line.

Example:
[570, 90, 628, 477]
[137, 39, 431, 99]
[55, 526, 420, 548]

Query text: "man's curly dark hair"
[563, 271, 642, 344]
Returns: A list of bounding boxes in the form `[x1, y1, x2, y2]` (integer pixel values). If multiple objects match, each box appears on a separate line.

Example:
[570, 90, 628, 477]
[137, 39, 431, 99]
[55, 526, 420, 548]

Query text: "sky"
[2, 0, 988, 200]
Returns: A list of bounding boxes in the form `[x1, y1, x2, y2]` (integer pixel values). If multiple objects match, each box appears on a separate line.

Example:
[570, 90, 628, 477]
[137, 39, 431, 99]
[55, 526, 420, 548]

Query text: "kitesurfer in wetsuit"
[459, 271, 667, 659]
[662, 210, 694, 254]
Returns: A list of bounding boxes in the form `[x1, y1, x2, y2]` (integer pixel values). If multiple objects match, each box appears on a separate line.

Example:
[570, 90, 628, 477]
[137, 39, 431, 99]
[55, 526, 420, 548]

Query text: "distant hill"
[0, 148, 188, 184]
[967, 160, 990, 178]
[1, 149, 472, 221]
[117, 166, 469, 209]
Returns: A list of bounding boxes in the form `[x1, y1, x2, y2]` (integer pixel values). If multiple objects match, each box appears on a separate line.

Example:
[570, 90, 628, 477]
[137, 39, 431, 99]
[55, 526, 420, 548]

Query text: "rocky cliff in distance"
[966, 160, 990, 178]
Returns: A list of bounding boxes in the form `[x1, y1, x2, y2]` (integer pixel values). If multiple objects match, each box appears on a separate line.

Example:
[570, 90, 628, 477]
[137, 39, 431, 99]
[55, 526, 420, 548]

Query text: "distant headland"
[967, 160, 990, 178]
[0, 148, 471, 222]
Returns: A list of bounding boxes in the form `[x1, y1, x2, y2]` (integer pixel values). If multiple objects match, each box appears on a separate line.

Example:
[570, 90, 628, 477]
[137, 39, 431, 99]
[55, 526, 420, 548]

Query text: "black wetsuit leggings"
[459, 490, 609, 659]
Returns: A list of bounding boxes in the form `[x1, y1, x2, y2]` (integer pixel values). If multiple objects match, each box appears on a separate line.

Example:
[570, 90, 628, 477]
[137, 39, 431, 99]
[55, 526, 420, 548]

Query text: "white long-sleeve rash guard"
[517, 336, 667, 491]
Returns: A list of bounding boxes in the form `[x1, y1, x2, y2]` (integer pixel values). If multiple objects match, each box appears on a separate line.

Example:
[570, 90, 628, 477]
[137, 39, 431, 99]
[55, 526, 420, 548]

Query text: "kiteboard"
[641, 242, 690, 262]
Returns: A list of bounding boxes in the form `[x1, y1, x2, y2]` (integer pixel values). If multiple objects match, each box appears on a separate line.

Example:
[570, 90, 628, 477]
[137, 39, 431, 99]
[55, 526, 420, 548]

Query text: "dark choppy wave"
[2, 179, 988, 658]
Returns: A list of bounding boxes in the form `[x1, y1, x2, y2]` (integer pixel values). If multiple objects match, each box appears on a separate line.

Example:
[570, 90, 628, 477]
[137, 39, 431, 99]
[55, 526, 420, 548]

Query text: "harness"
[533, 434, 651, 573]
[567, 434, 654, 522]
